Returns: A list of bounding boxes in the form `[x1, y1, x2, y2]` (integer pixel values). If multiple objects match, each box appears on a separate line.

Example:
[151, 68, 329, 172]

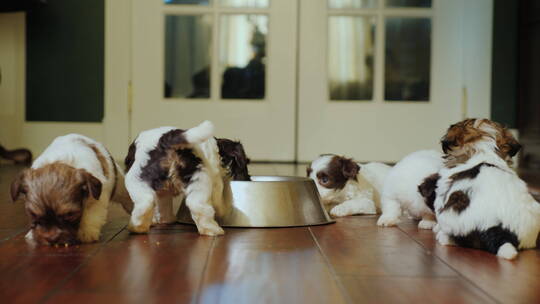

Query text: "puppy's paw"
[330, 205, 353, 217]
[78, 230, 100, 243]
[418, 219, 437, 230]
[436, 231, 455, 246]
[376, 215, 400, 227]
[432, 224, 441, 233]
[197, 222, 225, 236]
[497, 243, 518, 260]
[25, 230, 35, 240]
[128, 221, 151, 234]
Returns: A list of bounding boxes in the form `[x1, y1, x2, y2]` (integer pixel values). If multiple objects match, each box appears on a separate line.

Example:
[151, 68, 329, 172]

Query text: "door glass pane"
[328, 0, 377, 9]
[164, 15, 212, 98]
[328, 16, 376, 101]
[220, 14, 268, 99]
[221, 0, 269, 8]
[164, 0, 210, 5]
[385, 18, 431, 101]
[385, 0, 431, 8]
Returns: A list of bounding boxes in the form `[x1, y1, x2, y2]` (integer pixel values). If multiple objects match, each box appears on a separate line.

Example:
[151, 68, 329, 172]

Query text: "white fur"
[377, 150, 443, 228]
[126, 121, 226, 236]
[308, 155, 391, 217]
[31, 134, 131, 243]
[434, 142, 540, 260]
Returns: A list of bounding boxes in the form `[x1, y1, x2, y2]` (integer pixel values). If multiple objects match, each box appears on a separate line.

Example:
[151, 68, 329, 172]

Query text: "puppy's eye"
[320, 175, 329, 184]
[63, 211, 81, 222]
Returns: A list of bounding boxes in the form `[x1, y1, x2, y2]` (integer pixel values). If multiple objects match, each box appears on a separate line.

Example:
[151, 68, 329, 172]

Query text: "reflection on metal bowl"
[176, 176, 334, 228]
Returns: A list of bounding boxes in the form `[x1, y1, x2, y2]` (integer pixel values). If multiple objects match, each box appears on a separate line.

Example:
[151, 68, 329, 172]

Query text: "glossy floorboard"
[0, 163, 539, 304]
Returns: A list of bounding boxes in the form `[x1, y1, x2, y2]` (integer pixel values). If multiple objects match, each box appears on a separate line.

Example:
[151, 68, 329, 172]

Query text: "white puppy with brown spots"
[434, 120, 539, 260]
[307, 154, 391, 217]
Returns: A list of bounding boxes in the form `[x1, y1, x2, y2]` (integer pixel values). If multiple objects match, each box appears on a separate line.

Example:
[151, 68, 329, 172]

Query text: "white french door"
[298, 0, 469, 162]
[131, 0, 298, 161]
[131, 0, 490, 163]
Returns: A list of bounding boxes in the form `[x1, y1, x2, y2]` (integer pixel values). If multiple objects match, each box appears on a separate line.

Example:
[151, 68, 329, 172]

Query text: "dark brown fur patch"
[418, 173, 440, 211]
[306, 166, 312, 177]
[216, 138, 251, 181]
[439, 190, 470, 214]
[11, 162, 102, 245]
[125, 141, 136, 173]
[139, 129, 202, 195]
[316, 155, 360, 190]
[449, 162, 497, 182]
[109, 155, 118, 200]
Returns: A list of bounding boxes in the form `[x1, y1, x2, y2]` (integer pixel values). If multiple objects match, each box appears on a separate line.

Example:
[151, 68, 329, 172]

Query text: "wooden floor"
[1, 163, 540, 304]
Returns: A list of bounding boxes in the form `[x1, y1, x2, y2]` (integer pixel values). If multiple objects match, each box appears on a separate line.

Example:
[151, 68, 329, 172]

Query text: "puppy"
[10, 134, 133, 245]
[124, 121, 251, 236]
[307, 154, 391, 217]
[434, 120, 537, 260]
[377, 150, 443, 229]
[377, 118, 521, 230]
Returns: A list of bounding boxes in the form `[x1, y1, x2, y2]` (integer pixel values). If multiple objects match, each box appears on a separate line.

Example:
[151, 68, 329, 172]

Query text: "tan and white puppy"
[434, 119, 537, 260]
[10, 134, 133, 245]
[124, 121, 251, 236]
[307, 154, 391, 217]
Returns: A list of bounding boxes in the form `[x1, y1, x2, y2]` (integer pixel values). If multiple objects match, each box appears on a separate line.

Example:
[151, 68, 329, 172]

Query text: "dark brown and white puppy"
[441, 118, 521, 168]
[307, 154, 391, 217]
[10, 134, 133, 245]
[124, 121, 251, 236]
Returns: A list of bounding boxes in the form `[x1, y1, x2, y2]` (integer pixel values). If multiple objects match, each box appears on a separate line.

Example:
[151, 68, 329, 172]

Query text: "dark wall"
[26, 0, 104, 122]
[491, 0, 518, 128]
[517, 0, 540, 168]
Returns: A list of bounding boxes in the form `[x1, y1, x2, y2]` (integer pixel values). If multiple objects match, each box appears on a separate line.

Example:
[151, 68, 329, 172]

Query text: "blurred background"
[0, 0, 538, 168]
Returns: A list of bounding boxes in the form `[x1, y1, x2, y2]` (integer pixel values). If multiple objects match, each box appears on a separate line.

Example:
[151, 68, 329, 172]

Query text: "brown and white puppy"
[307, 154, 391, 217]
[10, 134, 133, 245]
[434, 119, 538, 260]
[441, 118, 521, 168]
[124, 121, 251, 236]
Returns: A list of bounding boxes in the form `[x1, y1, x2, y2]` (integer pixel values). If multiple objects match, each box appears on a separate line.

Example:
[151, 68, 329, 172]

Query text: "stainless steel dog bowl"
[176, 176, 334, 227]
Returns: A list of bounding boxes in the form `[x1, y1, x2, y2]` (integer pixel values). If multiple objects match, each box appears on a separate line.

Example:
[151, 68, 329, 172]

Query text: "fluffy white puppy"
[376, 150, 443, 229]
[307, 154, 391, 217]
[434, 119, 538, 260]
[10, 134, 133, 245]
[124, 121, 251, 236]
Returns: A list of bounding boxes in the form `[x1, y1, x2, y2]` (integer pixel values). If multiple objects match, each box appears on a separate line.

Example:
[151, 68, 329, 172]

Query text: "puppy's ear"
[79, 171, 102, 200]
[10, 170, 28, 202]
[508, 142, 522, 157]
[340, 158, 360, 180]
[503, 130, 521, 157]
[306, 166, 312, 177]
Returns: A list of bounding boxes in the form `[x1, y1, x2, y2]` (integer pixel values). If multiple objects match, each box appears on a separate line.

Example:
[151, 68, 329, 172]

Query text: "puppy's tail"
[158, 120, 215, 151]
[184, 120, 214, 144]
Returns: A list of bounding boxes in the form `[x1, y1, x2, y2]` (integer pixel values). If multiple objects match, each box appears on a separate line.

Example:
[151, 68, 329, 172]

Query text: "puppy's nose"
[42, 228, 62, 244]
